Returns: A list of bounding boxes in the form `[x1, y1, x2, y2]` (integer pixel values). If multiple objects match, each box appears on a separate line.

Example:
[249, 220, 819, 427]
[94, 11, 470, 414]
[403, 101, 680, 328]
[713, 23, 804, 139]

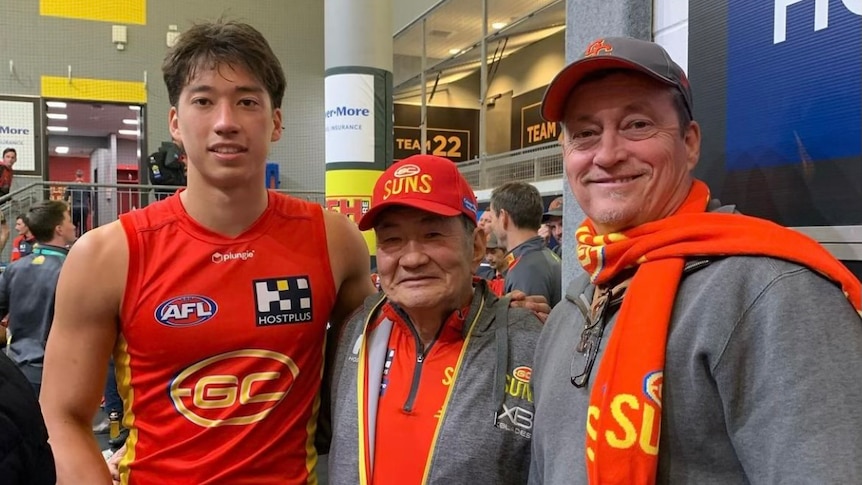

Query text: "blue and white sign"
[725, 0, 861, 170]
[0, 99, 36, 172]
[325, 73, 375, 164]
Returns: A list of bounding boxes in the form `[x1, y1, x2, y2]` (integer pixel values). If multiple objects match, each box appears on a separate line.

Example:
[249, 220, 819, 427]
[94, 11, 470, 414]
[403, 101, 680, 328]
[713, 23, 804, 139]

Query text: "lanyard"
[32, 246, 68, 261]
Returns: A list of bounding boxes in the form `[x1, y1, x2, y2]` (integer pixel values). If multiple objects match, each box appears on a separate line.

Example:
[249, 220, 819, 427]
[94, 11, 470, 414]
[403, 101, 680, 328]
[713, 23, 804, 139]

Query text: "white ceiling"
[46, 101, 143, 157]
[393, 0, 565, 90]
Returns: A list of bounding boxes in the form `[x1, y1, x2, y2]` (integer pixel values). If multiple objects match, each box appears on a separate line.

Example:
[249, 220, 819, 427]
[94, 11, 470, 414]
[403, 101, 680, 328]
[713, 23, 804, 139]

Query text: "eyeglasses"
[570, 287, 614, 388]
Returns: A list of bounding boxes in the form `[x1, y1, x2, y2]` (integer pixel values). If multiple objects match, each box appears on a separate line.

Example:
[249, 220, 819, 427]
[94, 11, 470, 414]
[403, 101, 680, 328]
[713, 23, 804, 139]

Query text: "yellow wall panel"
[41, 76, 147, 104]
[325, 169, 382, 254]
[40, 0, 146, 25]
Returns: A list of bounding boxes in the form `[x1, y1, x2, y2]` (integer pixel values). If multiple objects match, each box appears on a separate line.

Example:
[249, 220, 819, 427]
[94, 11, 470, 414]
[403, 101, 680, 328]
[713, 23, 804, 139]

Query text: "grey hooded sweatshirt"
[330, 282, 542, 484]
[530, 254, 862, 484]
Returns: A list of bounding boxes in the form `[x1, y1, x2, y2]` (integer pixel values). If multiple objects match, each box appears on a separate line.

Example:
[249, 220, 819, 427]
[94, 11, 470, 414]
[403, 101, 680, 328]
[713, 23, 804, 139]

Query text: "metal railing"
[0, 141, 561, 261]
[0, 182, 325, 263]
[457, 141, 563, 190]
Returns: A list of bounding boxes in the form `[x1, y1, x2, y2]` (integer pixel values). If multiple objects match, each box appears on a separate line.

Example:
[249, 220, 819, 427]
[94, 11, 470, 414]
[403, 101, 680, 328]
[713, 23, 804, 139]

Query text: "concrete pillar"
[560, 0, 652, 286]
[324, 0, 394, 265]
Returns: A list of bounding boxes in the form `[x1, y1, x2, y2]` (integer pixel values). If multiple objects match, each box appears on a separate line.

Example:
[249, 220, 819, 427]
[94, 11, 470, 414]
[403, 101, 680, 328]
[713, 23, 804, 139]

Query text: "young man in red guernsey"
[40, 21, 375, 484]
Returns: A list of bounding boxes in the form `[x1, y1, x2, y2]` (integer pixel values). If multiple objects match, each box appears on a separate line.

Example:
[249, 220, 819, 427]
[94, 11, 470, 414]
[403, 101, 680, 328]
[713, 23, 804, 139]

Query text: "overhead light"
[47, 126, 69, 132]
[449, 48, 461, 55]
[129, 105, 141, 111]
[491, 22, 508, 30]
[122, 119, 139, 125]
[46, 101, 67, 109]
[54, 146, 70, 154]
[118, 129, 140, 136]
[47, 113, 68, 120]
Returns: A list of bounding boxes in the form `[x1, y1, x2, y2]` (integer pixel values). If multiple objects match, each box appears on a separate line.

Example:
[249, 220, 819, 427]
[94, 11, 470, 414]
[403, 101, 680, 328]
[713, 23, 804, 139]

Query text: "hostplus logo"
[253, 276, 314, 326]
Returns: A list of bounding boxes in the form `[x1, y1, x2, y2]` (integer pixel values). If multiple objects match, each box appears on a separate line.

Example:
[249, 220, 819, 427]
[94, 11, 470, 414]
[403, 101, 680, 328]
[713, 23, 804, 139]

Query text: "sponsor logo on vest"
[212, 250, 255, 264]
[252, 276, 314, 326]
[154, 295, 218, 327]
[496, 404, 533, 439]
[169, 349, 299, 427]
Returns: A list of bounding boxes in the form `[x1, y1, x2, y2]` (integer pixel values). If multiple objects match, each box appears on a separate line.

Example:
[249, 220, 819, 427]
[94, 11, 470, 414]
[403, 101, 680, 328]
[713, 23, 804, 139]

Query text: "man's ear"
[470, 227, 485, 272]
[168, 106, 181, 144]
[271, 108, 283, 142]
[498, 209, 509, 232]
[684, 120, 701, 171]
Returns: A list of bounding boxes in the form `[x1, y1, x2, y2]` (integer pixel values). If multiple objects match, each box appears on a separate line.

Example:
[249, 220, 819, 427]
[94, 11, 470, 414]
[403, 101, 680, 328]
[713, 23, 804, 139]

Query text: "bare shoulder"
[322, 209, 370, 282]
[321, 209, 375, 326]
[62, 220, 128, 309]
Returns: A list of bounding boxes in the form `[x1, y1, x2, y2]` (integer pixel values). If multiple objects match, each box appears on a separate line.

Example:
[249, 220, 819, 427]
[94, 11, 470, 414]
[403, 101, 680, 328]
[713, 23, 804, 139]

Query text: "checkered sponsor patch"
[252, 276, 313, 326]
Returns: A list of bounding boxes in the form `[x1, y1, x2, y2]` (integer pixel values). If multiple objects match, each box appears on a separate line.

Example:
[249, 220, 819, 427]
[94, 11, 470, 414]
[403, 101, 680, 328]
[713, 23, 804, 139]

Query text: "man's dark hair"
[16, 214, 27, 225]
[162, 20, 286, 109]
[573, 68, 692, 135]
[26, 200, 68, 243]
[490, 182, 543, 231]
[2, 148, 16, 157]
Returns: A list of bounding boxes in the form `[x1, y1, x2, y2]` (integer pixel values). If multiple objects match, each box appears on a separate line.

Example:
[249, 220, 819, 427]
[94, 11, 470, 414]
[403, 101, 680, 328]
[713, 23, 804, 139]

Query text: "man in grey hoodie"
[530, 37, 862, 484]
[329, 154, 543, 484]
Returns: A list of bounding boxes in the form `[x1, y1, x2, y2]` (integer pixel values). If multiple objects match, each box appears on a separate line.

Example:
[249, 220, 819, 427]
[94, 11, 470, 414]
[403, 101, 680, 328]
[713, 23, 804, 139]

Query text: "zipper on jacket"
[402, 318, 444, 413]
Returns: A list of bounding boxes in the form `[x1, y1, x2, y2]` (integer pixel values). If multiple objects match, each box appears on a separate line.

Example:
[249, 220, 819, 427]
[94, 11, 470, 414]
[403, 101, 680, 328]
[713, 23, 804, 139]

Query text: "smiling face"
[375, 206, 482, 317]
[169, 63, 282, 191]
[561, 71, 701, 234]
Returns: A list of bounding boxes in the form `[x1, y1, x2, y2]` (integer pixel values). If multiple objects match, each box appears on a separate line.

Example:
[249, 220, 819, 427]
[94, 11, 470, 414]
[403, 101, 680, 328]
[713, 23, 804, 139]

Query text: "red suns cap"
[358, 154, 478, 231]
[541, 37, 692, 122]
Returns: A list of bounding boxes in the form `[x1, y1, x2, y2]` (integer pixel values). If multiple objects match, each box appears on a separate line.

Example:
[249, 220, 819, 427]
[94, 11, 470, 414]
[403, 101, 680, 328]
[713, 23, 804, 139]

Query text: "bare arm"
[41, 221, 128, 485]
[0, 218, 9, 252]
[324, 210, 376, 332]
[316, 211, 375, 453]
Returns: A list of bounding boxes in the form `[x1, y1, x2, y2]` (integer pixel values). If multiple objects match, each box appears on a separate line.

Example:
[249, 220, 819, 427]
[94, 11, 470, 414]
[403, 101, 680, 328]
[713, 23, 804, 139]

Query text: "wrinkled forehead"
[375, 206, 455, 230]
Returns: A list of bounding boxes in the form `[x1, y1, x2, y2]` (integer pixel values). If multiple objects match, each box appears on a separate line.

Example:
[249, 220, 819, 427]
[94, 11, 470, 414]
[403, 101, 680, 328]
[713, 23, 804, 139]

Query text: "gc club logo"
[643, 370, 663, 408]
[393, 164, 421, 178]
[169, 349, 299, 427]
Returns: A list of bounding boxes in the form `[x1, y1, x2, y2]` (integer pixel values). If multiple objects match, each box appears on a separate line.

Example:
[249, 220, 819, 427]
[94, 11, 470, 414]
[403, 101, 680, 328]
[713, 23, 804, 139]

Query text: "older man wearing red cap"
[529, 37, 862, 485]
[328, 154, 543, 485]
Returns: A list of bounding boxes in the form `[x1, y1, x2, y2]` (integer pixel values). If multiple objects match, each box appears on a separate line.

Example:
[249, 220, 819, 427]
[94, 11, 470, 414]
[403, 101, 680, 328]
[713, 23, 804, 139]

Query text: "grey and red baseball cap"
[541, 37, 692, 122]
[541, 196, 563, 223]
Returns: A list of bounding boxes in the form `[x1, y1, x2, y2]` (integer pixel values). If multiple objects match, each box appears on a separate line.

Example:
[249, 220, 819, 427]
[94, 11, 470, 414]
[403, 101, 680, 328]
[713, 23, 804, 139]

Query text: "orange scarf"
[576, 179, 862, 484]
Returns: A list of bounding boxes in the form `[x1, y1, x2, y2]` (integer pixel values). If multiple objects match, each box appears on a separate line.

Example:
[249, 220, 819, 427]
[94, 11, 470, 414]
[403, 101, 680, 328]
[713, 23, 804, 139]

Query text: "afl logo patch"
[393, 164, 421, 178]
[155, 295, 218, 327]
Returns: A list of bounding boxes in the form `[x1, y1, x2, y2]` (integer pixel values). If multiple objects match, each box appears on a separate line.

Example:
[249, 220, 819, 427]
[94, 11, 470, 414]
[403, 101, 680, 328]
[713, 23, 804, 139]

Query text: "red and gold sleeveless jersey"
[116, 191, 336, 484]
